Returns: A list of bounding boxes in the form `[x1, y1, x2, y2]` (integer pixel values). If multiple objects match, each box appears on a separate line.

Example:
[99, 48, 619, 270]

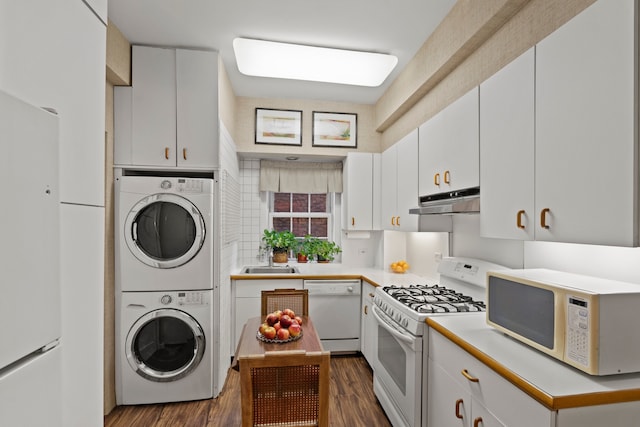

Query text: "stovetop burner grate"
[382, 284, 485, 313]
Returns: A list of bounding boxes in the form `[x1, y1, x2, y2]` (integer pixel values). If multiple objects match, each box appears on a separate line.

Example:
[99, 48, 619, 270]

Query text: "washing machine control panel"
[177, 291, 207, 306]
[176, 179, 204, 193]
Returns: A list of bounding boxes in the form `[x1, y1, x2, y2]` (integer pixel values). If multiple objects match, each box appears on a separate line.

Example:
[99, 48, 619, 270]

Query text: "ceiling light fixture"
[233, 38, 398, 87]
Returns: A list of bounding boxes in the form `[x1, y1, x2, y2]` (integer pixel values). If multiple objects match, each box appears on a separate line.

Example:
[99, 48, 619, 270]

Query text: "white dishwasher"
[303, 279, 361, 353]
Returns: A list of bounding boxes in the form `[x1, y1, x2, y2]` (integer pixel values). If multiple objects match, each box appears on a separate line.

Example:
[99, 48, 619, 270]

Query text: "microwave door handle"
[371, 306, 415, 344]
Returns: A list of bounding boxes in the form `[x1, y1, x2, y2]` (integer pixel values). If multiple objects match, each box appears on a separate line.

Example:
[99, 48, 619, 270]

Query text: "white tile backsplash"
[238, 159, 263, 266]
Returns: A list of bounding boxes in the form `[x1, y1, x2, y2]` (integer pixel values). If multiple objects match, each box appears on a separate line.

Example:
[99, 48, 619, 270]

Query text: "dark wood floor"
[104, 354, 392, 427]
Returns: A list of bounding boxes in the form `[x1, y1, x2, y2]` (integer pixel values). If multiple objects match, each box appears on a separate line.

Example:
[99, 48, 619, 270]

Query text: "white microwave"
[486, 268, 640, 376]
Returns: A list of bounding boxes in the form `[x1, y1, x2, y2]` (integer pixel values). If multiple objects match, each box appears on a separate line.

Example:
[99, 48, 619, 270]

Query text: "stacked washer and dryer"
[114, 175, 217, 405]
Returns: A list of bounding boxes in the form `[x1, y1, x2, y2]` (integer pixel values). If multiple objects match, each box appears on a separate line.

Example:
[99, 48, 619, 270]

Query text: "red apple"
[294, 316, 303, 326]
[262, 326, 276, 339]
[273, 310, 283, 320]
[282, 308, 295, 318]
[273, 322, 281, 332]
[266, 313, 279, 326]
[277, 328, 290, 340]
[289, 323, 301, 337]
[258, 323, 269, 335]
[280, 314, 293, 328]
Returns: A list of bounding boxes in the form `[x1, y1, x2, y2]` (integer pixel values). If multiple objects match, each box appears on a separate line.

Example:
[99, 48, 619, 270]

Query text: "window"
[269, 192, 331, 239]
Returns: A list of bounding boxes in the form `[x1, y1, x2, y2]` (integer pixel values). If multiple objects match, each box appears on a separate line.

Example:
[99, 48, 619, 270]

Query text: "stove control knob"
[402, 319, 409, 327]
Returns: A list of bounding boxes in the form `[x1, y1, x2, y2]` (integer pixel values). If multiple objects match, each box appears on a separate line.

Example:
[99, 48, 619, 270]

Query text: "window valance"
[259, 160, 343, 193]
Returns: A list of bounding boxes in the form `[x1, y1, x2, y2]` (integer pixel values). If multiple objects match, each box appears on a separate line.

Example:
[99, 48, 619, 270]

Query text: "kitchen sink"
[241, 266, 300, 274]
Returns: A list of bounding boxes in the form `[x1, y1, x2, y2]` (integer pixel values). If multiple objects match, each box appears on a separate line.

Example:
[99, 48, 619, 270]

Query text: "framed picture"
[312, 112, 357, 148]
[255, 108, 303, 146]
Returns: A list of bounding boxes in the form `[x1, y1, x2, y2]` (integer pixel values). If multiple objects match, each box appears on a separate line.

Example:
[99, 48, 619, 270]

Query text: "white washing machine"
[116, 290, 214, 405]
[115, 175, 216, 292]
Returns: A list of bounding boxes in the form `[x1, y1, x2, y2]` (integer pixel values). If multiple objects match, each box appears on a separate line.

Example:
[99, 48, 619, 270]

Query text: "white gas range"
[371, 257, 508, 427]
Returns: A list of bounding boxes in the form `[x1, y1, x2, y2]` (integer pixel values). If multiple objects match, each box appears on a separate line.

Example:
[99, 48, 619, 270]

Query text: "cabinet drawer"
[429, 329, 552, 427]
[234, 279, 303, 298]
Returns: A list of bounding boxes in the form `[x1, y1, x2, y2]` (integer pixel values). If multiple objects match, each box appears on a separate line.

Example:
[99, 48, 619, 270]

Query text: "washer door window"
[126, 309, 205, 382]
[125, 193, 205, 269]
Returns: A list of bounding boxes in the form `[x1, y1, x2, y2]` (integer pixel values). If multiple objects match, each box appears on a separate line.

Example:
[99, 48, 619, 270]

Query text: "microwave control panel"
[566, 296, 590, 368]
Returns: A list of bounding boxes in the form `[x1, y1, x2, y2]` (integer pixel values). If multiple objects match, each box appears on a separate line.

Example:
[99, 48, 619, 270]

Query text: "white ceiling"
[107, 0, 457, 105]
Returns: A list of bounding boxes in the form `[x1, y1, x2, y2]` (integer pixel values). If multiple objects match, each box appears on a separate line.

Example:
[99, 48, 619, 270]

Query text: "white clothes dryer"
[116, 290, 214, 405]
[115, 175, 215, 292]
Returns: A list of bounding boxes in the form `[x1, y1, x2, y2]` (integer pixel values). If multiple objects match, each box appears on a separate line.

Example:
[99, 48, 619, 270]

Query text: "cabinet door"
[419, 109, 446, 196]
[233, 280, 303, 353]
[396, 129, 419, 231]
[442, 87, 479, 192]
[381, 144, 398, 230]
[480, 48, 535, 240]
[344, 152, 374, 230]
[535, 0, 636, 246]
[131, 46, 177, 166]
[360, 282, 376, 365]
[428, 360, 468, 427]
[176, 49, 219, 168]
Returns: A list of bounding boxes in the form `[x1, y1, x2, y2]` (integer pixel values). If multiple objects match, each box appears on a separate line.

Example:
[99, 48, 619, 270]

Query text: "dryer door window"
[126, 309, 205, 382]
[125, 193, 206, 269]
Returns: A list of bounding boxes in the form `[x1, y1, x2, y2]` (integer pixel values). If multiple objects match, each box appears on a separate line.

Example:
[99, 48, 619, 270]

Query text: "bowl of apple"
[257, 308, 303, 343]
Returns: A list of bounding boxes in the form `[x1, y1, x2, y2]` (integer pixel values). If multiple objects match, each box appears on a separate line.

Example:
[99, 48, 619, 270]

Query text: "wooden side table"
[232, 316, 330, 427]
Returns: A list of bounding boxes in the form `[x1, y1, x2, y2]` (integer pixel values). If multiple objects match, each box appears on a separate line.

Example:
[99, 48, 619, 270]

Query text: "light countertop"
[230, 262, 434, 288]
[427, 314, 640, 410]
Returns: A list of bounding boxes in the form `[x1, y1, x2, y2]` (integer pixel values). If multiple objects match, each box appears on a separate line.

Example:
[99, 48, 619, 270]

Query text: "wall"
[234, 97, 381, 158]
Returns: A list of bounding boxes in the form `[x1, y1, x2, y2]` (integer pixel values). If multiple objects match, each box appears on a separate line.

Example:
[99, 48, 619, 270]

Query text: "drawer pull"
[473, 417, 483, 427]
[391, 216, 396, 226]
[461, 369, 479, 382]
[434, 173, 440, 186]
[516, 209, 526, 229]
[455, 399, 464, 419]
[444, 170, 450, 184]
[352, 217, 355, 226]
[183, 148, 187, 160]
[396, 216, 400, 227]
[364, 305, 368, 315]
[164, 147, 170, 160]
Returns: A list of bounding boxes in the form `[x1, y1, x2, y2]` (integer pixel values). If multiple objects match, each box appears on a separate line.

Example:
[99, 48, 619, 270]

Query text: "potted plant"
[262, 229, 297, 263]
[315, 240, 342, 263]
[296, 235, 320, 263]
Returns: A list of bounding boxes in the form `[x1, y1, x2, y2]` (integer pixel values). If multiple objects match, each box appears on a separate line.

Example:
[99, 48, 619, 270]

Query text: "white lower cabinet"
[232, 279, 303, 355]
[428, 329, 552, 427]
[360, 282, 376, 365]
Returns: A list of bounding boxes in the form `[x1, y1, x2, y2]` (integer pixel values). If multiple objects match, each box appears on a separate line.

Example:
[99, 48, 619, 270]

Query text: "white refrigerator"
[0, 90, 62, 426]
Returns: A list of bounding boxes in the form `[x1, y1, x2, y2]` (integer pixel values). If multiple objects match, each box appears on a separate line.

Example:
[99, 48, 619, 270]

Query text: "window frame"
[268, 192, 333, 241]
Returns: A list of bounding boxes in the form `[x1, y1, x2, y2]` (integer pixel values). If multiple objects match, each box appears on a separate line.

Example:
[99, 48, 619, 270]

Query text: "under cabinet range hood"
[409, 186, 480, 215]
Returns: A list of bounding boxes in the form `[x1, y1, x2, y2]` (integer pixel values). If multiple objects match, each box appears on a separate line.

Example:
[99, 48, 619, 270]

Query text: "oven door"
[371, 305, 423, 427]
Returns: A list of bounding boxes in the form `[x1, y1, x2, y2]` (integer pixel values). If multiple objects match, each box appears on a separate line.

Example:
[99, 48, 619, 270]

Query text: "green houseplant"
[296, 235, 320, 263]
[262, 229, 297, 263]
[315, 240, 342, 263]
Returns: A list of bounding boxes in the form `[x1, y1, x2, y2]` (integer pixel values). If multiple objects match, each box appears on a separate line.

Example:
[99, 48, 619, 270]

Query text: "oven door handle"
[372, 305, 415, 344]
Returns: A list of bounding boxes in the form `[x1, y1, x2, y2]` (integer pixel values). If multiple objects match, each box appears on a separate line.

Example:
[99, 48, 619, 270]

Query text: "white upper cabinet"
[115, 46, 219, 169]
[343, 152, 380, 230]
[534, 0, 636, 246]
[82, 0, 107, 25]
[419, 87, 479, 197]
[381, 129, 419, 231]
[480, 48, 536, 240]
